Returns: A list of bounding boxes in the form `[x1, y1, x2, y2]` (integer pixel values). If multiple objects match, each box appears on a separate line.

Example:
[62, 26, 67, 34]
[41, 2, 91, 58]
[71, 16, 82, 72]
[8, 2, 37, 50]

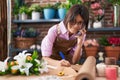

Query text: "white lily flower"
[14, 50, 31, 67]
[36, 60, 48, 73]
[0, 57, 9, 72]
[39, 65, 48, 74]
[19, 68, 25, 73]
[19, 63, 33, 76]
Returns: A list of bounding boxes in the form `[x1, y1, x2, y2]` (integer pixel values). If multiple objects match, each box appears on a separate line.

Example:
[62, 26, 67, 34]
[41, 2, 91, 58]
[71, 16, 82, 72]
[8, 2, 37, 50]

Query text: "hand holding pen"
[60, 59, 71, 67]
[59, 51, 71, 67]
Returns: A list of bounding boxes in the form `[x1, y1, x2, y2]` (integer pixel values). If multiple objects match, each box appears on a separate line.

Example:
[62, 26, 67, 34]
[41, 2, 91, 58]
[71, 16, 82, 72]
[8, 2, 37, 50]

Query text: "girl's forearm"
[42, 56, 60, 66]
[72, 44, 82, 64]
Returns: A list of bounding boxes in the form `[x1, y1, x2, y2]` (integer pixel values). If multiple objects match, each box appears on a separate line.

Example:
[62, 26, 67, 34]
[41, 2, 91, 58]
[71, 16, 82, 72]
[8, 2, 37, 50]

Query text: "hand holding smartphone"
[76, 28, 86, 36]
[76, 31, 81, 36]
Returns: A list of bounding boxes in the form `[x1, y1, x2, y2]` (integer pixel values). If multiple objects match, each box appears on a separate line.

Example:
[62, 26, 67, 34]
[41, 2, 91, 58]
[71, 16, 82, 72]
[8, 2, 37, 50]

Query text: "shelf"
[88, 27, 120, 32]
[13, 19, 120, 31]
[13, 19, 62, 24]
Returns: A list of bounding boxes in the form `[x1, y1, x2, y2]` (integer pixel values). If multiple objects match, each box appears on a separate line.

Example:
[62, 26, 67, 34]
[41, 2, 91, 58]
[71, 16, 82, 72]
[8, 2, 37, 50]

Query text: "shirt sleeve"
[41, 25, 57, 56]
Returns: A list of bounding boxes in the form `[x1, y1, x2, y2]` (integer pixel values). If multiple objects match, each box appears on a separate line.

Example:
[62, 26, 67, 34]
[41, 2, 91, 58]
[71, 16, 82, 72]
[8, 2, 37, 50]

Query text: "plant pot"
[58, 8, 66, 20]
[105, 46, 120, 60]
[32, 11, 40, 20]
[19, 13, 28, 20]
[14, 37, 36, 49]
[43, 8, 55, 19]
[84, 46, 98, 58]
[93, 21, 102, 28]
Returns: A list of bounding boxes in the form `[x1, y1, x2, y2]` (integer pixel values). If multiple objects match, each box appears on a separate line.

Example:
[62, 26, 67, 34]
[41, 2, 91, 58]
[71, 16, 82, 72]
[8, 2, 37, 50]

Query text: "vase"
[85, 46, 98, 58]
[105, 46, 120, 61]
[113, 4, 120, 27]
[93, 21, 102, 28]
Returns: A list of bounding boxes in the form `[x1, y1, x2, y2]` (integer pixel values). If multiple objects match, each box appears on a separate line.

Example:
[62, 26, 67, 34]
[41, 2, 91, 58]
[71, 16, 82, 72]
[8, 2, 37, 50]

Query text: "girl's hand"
[76, 28, 86, 45]
[59, 59, 71, 67]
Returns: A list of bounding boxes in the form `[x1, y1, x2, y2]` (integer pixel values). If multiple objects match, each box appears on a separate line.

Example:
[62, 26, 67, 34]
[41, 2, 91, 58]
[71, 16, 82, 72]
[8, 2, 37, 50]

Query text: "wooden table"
[0, 65, 119, 80]
[0, 75, 120, 80]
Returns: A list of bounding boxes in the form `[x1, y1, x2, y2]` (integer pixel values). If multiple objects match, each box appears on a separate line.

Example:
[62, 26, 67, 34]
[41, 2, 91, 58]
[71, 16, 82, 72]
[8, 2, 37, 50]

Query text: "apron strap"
[56, 24, 61, 35]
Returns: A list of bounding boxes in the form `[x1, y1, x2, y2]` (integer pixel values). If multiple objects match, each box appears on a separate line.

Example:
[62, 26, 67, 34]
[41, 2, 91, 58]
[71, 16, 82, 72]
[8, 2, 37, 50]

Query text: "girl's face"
[67, 15, 85, 34]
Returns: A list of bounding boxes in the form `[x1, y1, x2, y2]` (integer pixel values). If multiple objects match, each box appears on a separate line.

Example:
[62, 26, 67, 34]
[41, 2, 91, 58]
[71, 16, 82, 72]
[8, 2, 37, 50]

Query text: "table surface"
[0, 75, 119, 80]
[0, 65, 119, 80]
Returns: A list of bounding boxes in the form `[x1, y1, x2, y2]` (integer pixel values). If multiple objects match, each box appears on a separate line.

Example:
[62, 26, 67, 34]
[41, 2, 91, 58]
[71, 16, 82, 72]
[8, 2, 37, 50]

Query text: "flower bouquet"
[99, 36, 120, 60]
[0, 50, 48, 76]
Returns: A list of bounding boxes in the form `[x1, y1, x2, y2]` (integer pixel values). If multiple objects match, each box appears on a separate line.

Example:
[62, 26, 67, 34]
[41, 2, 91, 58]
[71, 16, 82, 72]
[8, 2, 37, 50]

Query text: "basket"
[14, 37, 36, 49]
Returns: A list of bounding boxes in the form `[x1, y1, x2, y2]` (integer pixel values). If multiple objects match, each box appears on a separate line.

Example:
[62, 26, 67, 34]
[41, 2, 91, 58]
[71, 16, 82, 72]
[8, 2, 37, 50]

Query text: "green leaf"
[32, 50, 39, 60]
[108, 0, 120, 5]
[98, 36, 110, 46]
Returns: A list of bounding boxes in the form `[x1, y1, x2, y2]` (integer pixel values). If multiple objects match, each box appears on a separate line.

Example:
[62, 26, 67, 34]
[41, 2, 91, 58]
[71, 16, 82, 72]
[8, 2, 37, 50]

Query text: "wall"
[11, 0, 120, 44]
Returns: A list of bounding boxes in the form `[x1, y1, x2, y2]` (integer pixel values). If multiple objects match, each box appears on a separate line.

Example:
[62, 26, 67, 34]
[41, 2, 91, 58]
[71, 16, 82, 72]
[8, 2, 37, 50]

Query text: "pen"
[59, 51, 65, 59]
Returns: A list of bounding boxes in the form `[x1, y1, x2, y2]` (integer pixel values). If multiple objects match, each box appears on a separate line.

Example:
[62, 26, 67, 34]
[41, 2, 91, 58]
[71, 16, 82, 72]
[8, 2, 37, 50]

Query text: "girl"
[41, 4, 89, 67]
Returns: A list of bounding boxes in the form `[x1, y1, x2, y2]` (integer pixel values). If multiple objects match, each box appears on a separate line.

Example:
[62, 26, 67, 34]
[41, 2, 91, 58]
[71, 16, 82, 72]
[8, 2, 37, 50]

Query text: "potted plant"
[83, 39, 99, 58]
[29, 4, 43, 20]
[57, 2, 67, 20]
[19, 6, 29, 20]
[43, 4, 56, 19]
[67, 0, 81, 8]
[81, 0, 105, 28]
[99, 36, 120, 60]
[13, 0, 25, 20]
[12, 27, 40, 49]
[13, 4, 19, 20]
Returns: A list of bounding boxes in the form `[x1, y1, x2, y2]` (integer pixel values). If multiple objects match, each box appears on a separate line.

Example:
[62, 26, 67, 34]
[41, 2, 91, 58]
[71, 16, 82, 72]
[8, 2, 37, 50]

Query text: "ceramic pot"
[93, 21, 102, 28]
[19, 13, 27, 20]
[43, 8, 55, 19]
[85, 46, 98, 58]
[58, 8, 66, 20]
[32, 11, 40, 20]
[105, 46, 120, 60]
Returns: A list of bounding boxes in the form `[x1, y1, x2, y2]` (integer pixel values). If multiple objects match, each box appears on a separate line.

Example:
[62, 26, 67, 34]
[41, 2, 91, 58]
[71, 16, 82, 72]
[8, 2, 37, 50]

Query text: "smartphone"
[76, 31, 81, 36]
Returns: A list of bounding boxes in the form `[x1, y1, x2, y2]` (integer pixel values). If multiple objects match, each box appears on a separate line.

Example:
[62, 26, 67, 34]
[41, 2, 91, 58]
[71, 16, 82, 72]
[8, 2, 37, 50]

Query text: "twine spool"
[96, 63, 106, 77]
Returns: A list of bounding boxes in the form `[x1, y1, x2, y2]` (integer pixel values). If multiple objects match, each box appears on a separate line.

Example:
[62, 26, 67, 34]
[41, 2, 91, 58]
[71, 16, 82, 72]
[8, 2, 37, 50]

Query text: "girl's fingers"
[60, 60, 71, 67]
[80, 28, 86, 35]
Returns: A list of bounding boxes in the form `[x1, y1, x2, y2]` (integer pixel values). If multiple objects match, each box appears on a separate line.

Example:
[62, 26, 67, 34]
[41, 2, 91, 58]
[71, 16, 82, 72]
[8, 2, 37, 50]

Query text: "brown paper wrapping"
[75, 56, 96, 80]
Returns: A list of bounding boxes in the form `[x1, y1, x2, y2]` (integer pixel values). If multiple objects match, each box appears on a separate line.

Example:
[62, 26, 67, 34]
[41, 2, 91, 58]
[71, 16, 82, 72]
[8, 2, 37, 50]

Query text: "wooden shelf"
[13, 19, 62, 23]
[13, 19, 120, 31]
[88, 27, 120, 32]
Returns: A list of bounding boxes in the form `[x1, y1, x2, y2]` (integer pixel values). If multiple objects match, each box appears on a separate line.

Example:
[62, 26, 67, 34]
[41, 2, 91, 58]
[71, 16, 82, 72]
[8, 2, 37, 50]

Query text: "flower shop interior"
[0, 0, 120, 80]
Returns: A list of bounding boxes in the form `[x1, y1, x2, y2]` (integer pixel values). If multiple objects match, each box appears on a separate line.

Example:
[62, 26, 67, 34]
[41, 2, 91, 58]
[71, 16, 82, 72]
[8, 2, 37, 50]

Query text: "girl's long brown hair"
[63, 4, 89, 30]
